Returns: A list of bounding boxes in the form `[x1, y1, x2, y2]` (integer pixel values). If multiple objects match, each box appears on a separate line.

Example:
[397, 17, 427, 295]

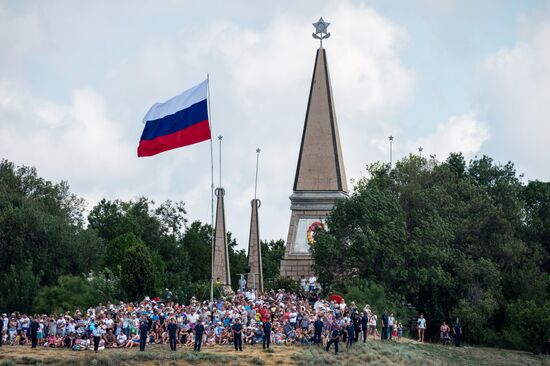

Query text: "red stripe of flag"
[137, 119, 211, 157]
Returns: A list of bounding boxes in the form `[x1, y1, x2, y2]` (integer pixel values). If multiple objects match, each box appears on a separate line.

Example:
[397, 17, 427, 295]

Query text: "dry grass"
[0, 340, 548, 365]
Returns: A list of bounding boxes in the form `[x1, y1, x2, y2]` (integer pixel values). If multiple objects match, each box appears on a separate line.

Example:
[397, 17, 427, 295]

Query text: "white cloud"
[412, 114, 489, 160]
[478, 15, 550, 180]
[0, 1, 417, 248]
[0, 83, 135, 183]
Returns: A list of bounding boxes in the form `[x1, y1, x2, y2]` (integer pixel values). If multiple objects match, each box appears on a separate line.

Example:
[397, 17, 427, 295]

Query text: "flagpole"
[207, 73, 215, 303]
[218, 136, 223, 187]
[254, 148, 260, 200]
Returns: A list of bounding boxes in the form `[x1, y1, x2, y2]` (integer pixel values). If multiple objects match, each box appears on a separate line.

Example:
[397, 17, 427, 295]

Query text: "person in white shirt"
[388, 313, 395, 340]
[91, 320, 103, 352]
[308, 276, 317, 292]
[116, 333, 128, 347]
[188, 311, 198, 324]
[369, 313, 377, 337]
[300, 277, 307, 292]
[289, 309, 298, 329]
[417, 313, 427, 343]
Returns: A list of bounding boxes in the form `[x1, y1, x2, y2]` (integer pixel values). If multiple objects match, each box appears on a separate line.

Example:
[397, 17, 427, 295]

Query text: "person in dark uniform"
[452, 318, 462, 347]
[139, 315, 149, 351]
[313, 315, 324, 345]
[325, 323, 340, 354]
[262, 320, 272, 349]
[194, 319, 204, 352]
[361, 312, 369, 342]
[29, 315, 39, 349]
[353, 311, 361, 342]
[167, 318, 178, 351]
[346, 321, 355, 349]
[381, 311, 388, 340]
[233, 317, 243, 351]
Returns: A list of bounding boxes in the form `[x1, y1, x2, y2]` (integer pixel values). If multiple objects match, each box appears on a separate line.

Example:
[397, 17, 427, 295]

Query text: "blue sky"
[1, 0, 549, 249]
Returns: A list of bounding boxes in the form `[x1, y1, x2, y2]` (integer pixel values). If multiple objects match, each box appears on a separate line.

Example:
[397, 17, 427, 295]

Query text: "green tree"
[182, 221, 212, 283]
[0, 261, 41, 313]
[229, 232, 246, 289]
[34, 275, 99, 314]
[0, 159, 103, 311]
[261, 239, 285, 287]
[88, 198, 189, 296]
[120, 242, 156, 301]
[90, 268, 125, 303]
[312, 153, 549, 351]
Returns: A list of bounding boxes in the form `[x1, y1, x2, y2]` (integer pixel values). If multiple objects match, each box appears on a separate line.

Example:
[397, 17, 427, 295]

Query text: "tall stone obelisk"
[213, 187, 231, 286]
[280, 18, 348, 279]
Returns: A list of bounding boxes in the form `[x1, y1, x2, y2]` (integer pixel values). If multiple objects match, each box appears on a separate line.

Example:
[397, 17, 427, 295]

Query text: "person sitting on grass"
[160, 329, 169, 344]
[254, 325, 263, 345]
[228, 326, 234, 345]
[295, 328, 303, 344]
[18, 332, 28, 346]
[104, 329, 116, 348]
[184, 331, 194, 347]
[126, 332, 140, 348]
[46, 334, 59, 348]
[72, 335, 82, 351]
[243, 327, 254, 345]
[79, 334, 90, 350]
[274, 327, 285, 345]
[62, 333, 72, 348]
[214, 322, 224, 344]
[285, 326, 296, 345]
[148, 329, 156, 344]
[116, 332, 127, 348]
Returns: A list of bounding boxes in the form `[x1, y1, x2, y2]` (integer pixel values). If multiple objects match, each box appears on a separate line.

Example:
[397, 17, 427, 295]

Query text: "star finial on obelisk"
[312, 17, 331, 47]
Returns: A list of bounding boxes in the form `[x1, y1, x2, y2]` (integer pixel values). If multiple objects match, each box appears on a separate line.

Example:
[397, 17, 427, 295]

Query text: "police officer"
[325, 323, 340, 354]
[139, 314, 149, 352]
[167, 317, 178, 351]
[262, 320, 272, 349]
[233, 317, 243, 351]
[313, 315, 324, 345]
[346, 321, 355, 349]
[194, 319, 205, 352]
[453, 318, 462, 347]
[381, 310, 389, 340]
[29, 315, 39, 348]
[353, 310, 361, 342]
[361, 311, 369, 342]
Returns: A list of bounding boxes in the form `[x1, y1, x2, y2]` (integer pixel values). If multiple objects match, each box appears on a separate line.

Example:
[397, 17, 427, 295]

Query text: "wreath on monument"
[307, 221, 325, 245]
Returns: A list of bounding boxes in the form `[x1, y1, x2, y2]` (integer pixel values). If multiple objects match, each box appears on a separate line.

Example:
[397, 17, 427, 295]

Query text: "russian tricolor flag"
[138, 80, 211, 157]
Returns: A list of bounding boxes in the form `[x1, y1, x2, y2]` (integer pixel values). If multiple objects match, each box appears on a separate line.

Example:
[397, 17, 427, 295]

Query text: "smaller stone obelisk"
[212, 136, 231, 287]
[246, 148, 263, 291]
[213, 187, 231, 286]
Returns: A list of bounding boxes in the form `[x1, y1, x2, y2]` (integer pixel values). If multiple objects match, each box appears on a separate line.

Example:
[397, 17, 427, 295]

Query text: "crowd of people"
[0, 284, 461, 355]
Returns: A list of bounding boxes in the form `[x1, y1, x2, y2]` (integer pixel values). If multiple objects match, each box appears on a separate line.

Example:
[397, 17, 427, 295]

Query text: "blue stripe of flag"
[140, 99, 208, 141]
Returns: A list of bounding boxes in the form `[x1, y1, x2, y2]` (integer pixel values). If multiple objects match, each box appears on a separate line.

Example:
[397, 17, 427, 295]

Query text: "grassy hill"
[0, 340, 548, 366]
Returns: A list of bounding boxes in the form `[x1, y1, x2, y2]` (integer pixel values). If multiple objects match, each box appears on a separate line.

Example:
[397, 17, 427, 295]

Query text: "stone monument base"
[280, 256, 314, 279]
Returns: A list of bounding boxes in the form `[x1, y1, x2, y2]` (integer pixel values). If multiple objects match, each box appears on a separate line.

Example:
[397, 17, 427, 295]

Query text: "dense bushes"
[312, 154, 550, 352]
